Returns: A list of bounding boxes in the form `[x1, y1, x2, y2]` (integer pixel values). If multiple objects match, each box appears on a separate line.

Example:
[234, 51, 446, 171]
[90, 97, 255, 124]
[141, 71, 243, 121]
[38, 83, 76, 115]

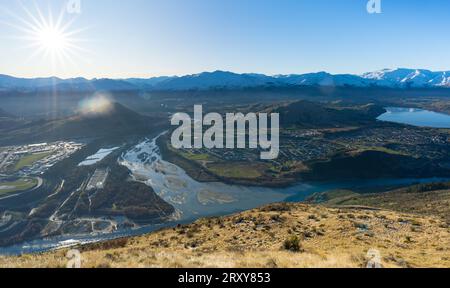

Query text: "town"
[168, 123, 450, 183]
[170, 105, 280, 160]
[0, 142, 83, 177]
[0, 142, 83, 197]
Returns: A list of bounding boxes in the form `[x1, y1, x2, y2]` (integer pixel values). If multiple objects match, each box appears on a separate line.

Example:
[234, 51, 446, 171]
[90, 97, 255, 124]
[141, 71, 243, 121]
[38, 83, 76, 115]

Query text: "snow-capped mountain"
[361, 69, 450, 87]
[153, 69, 450, 90]
[150, 71, 276, 90]
[275, 72, 372, 87]
[1, 68, 450, 91]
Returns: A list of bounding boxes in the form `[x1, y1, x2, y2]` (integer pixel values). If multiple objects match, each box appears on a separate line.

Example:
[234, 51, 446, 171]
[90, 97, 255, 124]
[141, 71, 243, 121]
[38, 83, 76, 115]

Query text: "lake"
[378, 107, 450, 128]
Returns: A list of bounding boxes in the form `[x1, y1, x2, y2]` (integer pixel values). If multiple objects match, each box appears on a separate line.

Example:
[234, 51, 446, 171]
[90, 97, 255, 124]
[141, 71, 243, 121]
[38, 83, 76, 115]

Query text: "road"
[0, 177, 43, 201]
[0, 152, 12, 171]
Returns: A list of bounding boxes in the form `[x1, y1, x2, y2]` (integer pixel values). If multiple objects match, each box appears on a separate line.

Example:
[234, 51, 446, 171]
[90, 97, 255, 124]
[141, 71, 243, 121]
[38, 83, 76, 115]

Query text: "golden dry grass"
[330, 189, 450, 224]
[1, 203, 449, 268]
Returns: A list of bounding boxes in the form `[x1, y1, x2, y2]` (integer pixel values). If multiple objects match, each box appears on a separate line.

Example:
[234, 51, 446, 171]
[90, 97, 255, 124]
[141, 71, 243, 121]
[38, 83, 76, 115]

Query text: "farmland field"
[13, 152, 52, 171]
[0, 178, 38, 196]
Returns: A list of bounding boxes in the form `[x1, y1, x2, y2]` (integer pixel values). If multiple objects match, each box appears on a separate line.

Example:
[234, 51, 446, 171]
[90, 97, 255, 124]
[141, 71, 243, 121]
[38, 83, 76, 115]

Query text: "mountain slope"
[303, 149, 450, 181]
[0, 108, 24, 131]
[0, 102, 164, 145]
[1, 202, 448, 268]
[308, 182, 450, 224]
[274, 101, 386, 128]
[0, 108, 12, 118]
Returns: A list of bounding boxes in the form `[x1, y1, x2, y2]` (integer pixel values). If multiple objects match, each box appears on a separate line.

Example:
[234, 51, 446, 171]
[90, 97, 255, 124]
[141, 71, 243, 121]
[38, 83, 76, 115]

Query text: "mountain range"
[1, 68, 450, 91]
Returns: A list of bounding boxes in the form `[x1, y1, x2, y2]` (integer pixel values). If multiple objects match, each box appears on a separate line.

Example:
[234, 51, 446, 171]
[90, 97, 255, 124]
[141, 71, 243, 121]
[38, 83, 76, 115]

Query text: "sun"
[2, 1, 88, 69]
[36, 26, 68, 52]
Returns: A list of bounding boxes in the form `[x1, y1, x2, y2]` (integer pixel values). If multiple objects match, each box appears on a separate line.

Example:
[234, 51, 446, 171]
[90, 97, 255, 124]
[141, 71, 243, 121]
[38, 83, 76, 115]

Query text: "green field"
[182, 153, 215, 161]
[207, 163, 263, 179]
[172, 148, 217, 162]
[353, 146, 409, 156]
[13, 152, 52, 171]
[0, 178, 38, 196]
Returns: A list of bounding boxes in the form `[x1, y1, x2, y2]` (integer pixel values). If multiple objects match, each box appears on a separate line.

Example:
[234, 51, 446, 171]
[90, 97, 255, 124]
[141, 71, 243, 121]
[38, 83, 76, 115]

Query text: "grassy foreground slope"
[312, 183, 450, 224]
[1, 202, 448, 268]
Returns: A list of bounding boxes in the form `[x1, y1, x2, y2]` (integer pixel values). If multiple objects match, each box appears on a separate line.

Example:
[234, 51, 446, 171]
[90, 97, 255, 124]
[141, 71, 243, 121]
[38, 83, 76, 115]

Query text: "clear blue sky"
[1, 0, 449, 79]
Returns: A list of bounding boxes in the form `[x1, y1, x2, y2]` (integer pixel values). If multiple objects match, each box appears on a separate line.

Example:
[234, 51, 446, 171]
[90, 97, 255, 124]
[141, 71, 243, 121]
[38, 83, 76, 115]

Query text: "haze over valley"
[1, 0, 450, 269]
[0, 74, 449, 260]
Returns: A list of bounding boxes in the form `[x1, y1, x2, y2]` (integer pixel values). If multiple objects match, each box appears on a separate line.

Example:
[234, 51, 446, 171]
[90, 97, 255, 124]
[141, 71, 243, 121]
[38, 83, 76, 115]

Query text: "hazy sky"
[1, 0, 450, 79]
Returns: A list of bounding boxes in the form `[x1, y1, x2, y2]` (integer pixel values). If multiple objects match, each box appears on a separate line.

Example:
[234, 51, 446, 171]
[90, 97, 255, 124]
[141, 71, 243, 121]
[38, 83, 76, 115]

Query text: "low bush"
[283, 236, 302, 252]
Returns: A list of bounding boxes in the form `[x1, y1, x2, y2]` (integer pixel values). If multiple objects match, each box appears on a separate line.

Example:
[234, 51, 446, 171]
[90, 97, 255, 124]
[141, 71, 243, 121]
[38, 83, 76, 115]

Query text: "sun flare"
[35, 26, 68, 52]
[3, 1, 88, 69]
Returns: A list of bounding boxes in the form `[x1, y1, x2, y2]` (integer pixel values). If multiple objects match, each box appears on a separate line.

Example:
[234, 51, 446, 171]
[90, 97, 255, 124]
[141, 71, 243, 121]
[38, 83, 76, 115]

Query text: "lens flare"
[79, 94, 114, 116]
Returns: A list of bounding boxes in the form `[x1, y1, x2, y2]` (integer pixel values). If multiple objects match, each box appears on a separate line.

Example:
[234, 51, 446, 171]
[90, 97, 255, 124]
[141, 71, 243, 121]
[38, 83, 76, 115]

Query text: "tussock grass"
[1, 203, 448, 268]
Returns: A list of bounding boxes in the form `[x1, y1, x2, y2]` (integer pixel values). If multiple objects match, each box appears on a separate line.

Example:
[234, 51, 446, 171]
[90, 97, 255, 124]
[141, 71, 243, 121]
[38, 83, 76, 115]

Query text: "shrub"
[270, 214, 283, 222]
[405, 236, 414, 243]
[283, 236, 302, 252]
[262, 203, 292, 212]
[354, 222, 369, 231]
[81, 238, 128, 252]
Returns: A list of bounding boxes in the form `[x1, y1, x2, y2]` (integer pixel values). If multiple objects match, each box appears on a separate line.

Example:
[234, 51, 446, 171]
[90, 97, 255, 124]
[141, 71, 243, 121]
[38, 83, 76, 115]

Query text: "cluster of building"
[278, 137, 341, 162]
[173, 126, 450, 171]
[0, 141, 84, 177]
[176, 130, 342, 165]
[86, 168, 110, 191]
[330, 127, 449, 148]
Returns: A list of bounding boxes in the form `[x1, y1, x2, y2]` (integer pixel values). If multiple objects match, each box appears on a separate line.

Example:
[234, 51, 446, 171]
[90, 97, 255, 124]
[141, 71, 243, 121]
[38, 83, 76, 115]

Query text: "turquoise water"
[378, 107, 450, 128]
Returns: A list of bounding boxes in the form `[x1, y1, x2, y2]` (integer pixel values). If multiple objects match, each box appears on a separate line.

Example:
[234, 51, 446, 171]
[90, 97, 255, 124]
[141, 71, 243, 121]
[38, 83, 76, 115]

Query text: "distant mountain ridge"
[1, 68, 450, 91]
[274, 101, 386, 128]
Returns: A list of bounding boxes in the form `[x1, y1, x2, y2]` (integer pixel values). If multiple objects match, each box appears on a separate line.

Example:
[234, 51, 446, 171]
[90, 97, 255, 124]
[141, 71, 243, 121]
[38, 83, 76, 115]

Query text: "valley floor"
[1, 202, 449, 268]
